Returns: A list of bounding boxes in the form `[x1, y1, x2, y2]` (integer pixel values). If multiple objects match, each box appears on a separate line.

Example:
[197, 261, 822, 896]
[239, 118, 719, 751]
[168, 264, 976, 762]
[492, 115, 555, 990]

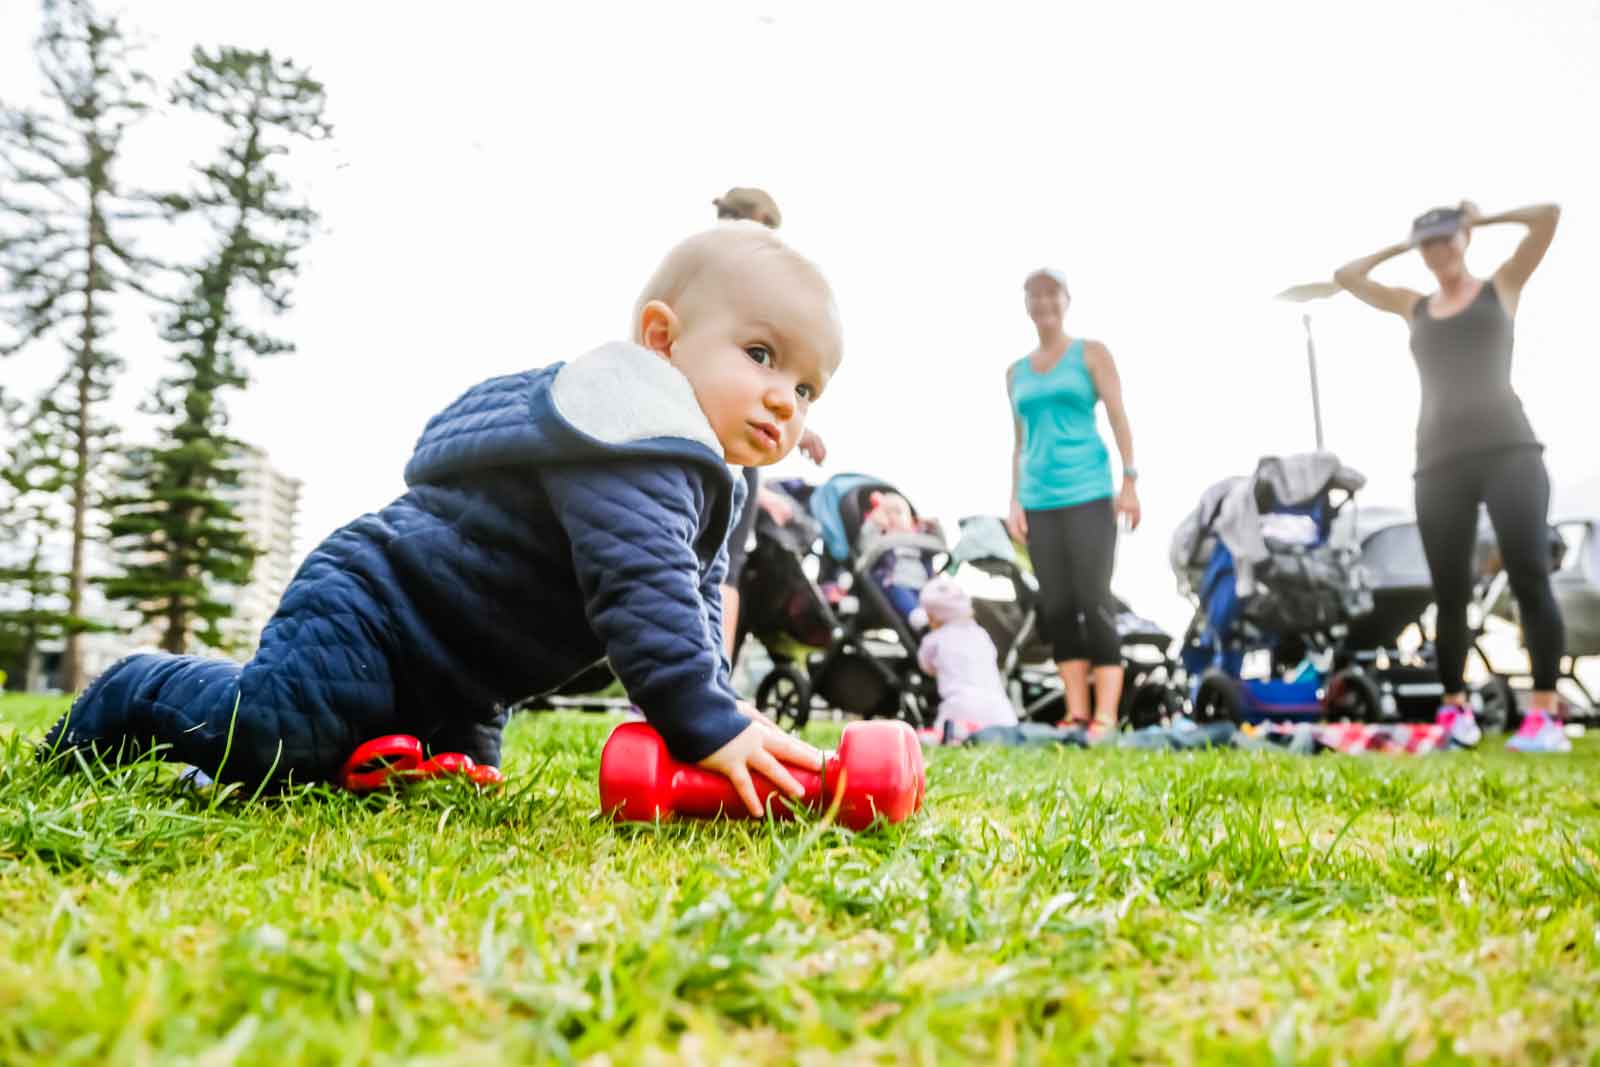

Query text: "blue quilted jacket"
[46, 343, 751, 783]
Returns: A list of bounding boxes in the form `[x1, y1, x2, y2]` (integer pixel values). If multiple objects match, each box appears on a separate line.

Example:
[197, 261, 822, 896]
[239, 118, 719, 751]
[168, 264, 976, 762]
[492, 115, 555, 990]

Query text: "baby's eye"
[796, 383, 816, 402]
[745, 345, 773, 366]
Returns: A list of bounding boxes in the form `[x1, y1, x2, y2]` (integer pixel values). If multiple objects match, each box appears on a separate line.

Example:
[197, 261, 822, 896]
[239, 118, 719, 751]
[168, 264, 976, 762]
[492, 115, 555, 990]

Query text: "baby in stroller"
[859, 490, 940, 625]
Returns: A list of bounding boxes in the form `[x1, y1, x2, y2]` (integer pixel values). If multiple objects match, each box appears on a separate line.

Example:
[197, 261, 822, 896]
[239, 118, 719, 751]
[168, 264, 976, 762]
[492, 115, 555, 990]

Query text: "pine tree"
[0, 0, 156, 689]
[101, 47, 329, 654]
[0, 386, 79, 689]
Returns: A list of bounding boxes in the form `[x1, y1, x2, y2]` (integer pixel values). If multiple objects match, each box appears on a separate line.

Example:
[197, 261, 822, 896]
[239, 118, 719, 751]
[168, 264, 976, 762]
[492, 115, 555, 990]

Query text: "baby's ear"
[869, 492, 883, 508]
[637, 300, 680, 357]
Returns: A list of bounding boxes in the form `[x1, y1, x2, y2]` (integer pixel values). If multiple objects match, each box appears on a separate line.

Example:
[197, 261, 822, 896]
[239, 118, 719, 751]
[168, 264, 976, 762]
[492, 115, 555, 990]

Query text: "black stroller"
[1338, 506, 1580, 731]
[1332, 507, 1453, 723]
[734, 473, 948, 730]
[1544, 517, 1600, 715]
[950, 515, 1183, 729]
[1458, 512, 1592, 728]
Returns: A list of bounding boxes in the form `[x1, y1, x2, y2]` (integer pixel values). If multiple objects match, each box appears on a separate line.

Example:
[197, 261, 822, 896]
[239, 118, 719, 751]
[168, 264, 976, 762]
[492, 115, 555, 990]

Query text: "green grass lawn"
[2, 693, 1597, 1066]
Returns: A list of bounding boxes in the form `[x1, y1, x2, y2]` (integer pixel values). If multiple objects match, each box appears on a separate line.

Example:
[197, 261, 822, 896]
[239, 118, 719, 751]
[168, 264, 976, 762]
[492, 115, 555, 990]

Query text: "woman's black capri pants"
[1023, 496, 1120, 667]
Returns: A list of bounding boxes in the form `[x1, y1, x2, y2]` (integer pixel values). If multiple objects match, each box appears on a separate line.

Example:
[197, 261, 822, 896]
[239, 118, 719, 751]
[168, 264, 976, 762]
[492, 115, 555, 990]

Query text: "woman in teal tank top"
[1006, 268, 1141, 737]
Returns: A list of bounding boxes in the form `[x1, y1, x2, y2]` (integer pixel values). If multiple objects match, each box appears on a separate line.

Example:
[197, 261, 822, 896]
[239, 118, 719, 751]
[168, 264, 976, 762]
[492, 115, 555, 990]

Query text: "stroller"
[734, 473, 947, 729]
[1172, 452, 1374, 724]
[1546, 518, 1600, 714]
[950, 515, 1183, 729]
[1346, 507, 1588, 730]
[1334, 508, 1452, 723]
[1474, 514, 1598, 726]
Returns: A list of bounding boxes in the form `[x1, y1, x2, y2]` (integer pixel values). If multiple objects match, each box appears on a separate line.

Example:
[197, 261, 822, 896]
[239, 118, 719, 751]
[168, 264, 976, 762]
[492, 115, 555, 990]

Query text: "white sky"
[2, 0, 1598, 634]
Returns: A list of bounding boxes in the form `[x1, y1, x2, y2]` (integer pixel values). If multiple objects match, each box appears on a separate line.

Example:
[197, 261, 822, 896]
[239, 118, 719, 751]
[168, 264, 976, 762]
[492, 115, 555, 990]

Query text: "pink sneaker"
[1434, 703, 1482, 749]
[1505, 709, 1571, 753]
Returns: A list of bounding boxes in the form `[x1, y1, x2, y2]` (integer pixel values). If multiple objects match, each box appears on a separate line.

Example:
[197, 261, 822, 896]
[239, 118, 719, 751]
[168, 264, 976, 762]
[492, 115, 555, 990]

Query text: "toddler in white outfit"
[915, 575, 1018, 736]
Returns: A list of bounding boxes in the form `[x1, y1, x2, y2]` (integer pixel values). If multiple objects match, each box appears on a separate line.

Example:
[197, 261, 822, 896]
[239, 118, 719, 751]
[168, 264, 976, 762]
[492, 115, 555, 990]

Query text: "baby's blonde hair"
[632, 222, 833, 342]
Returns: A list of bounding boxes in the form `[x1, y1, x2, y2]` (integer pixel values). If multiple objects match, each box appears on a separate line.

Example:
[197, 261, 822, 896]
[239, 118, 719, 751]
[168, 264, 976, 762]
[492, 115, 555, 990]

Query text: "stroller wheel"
[756, 665, 814, 731]
[899, 684, 935, 730]
[1474, 674, 1521, 735]
[1324, 668, 1383, 723]
[1192, 670, 1243, 724]
[1124, 680, 1179, 730]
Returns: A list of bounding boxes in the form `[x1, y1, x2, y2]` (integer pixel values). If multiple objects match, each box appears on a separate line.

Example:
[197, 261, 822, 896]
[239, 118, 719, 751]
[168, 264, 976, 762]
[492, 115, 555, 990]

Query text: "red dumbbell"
[598, 719, 925, 831]
[339, 734, 504, 792]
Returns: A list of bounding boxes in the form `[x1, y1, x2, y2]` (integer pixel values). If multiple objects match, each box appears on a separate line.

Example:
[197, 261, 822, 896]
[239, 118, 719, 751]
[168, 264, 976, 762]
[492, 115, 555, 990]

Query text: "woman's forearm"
[1476, 203, 1560, 228]
[1106, 409, 1134, 476]
[1334, 240, 1410, 285]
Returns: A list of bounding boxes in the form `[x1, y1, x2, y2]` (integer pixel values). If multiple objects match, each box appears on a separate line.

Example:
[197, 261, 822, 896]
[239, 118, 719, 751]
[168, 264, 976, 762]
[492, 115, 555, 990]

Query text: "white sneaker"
[177, 765, 215, 792]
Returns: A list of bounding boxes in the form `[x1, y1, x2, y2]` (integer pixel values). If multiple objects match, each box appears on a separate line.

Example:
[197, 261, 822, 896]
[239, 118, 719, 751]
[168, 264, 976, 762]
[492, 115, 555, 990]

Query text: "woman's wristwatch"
[1122, 466, 1139, 481]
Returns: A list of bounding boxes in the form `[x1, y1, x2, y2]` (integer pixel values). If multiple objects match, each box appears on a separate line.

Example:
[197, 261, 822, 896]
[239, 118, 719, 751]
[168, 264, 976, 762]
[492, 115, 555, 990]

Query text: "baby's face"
[874, 495, 914, 530]
[661, 254, 842, 467]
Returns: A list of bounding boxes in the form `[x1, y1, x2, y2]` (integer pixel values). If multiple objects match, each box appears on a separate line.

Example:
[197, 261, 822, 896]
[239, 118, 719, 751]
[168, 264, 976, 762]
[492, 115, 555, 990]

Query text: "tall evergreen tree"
[0, 0, 155, 689]
[102, 47, 329, 654]
[0, 386, 78, 689]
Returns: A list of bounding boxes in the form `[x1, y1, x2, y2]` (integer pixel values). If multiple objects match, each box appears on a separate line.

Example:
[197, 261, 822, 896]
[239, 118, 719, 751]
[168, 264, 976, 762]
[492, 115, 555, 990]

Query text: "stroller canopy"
[809, 472, 915, 563]
[1338, 506, 1431, 593]
[951, 515, 1017, 568]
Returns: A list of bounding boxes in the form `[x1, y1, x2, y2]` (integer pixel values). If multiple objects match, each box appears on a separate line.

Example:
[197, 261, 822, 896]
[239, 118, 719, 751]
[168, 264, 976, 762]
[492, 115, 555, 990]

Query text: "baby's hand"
[798, 429, 827, 466]
[697, 703, 825, 817]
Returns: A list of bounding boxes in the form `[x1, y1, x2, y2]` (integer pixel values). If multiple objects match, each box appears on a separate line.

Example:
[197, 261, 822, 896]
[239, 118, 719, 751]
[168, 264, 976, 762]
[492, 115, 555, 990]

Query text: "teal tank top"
[1010, 339, 1113, 510]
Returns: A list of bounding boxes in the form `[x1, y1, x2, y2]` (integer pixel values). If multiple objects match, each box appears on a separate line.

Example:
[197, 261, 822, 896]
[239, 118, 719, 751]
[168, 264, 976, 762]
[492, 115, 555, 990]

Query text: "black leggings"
[1414, 446, 1565, 693]
[1024, 497, 1119, 667]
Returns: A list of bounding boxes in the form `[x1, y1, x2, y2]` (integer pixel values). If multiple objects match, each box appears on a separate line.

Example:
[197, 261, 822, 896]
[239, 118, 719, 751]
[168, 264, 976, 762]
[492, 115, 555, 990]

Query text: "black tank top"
[1409, 279, 1539, 472]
